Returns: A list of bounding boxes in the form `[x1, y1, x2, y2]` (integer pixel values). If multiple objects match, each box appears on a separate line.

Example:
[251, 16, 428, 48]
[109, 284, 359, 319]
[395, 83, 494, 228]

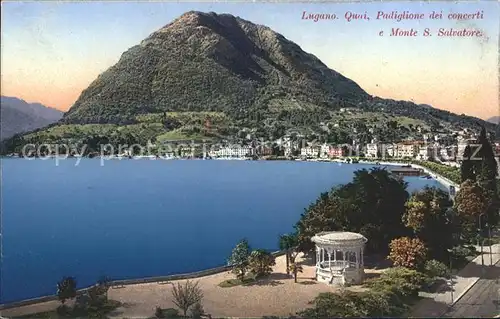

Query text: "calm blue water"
[0, 159, 446, 303]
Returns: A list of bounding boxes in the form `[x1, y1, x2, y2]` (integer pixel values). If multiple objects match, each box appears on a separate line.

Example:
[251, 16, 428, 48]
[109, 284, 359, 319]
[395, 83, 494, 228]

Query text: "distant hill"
[487, 116, 499, 124]
[61, 12, 494, 131]
[1, 96, 63, 140]
[2, 11, 496, 151]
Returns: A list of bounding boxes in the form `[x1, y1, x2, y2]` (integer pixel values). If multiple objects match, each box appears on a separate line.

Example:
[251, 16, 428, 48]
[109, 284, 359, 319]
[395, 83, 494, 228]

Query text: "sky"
[1, 0, 499, 120]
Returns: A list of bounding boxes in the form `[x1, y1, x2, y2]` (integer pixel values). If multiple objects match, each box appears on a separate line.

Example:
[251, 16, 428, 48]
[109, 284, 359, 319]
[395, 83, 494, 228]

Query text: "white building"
[383, 144, 396, 158]
[396, 143, 418, 159]
[416, 145, 433, 161]
[312, 231, 368, 286]
[301, 147, 320, 158]
[320, 144, 331, 158]
[209, 146, 254, 158]
[366, 143, 379, 158]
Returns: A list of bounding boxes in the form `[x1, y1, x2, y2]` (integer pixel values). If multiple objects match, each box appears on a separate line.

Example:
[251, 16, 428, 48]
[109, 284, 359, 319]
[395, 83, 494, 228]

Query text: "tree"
[424, 260, 450, 279]
[288, 263, 303, 283]
[296, 168, 409, 255]
[454, 179, 489, 239]
[403, 187, 457, 261]
[475, 127, 499, 226]
[227, 239, 251, 280]
[388, 237, 428, 269]
[248, 249, 276, 277]
[460, 145, 475, 182]
[57, 276, 77, 305]
[171, 280, 203, 317]
[279, 233, 298, 275]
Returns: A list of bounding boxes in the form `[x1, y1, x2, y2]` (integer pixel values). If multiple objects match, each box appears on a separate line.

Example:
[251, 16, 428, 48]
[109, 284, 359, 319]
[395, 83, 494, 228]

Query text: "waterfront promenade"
[410, 244, 500, 318]
[0, 253, 344, 318]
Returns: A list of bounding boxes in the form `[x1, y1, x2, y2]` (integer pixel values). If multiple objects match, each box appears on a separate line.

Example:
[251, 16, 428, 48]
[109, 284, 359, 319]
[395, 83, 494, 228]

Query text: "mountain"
[1, 96, 63, 140]
[4, 11, 497, 150]
[62, 11, 368, 124]
[487, 116, 499, 124]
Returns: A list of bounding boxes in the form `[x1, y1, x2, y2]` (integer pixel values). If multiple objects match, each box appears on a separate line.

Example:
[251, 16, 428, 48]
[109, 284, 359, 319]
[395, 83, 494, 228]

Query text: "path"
[443, 261, 500, 318]
[410, 244, 500, 317]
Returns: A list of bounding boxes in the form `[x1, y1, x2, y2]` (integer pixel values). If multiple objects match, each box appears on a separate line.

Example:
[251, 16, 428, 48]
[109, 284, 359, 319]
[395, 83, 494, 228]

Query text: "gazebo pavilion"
[311, 231, 368, 286]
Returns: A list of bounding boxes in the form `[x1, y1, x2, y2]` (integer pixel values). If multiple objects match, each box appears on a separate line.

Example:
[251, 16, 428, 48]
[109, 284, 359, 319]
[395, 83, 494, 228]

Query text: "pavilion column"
[333, 250, 337, 262]
[356, 250, 360, 268]
[328, 251, 332, 268]
[360, 248, 364, 268]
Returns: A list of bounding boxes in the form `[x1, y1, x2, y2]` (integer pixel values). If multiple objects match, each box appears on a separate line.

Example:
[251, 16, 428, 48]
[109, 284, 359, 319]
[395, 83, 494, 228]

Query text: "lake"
[1, 159, 447, 303]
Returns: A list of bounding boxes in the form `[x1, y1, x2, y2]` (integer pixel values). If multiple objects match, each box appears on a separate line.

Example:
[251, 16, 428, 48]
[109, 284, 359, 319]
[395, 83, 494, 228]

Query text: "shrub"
[297, 290, 406, 318]
[248, 249, 276, 277]
[450, 245, 477, 261]
[424, 259, 450, 278]
[155, 306, 164, 318]
[388, 237, 428, 269]
[366, 267, 429, 301]
[189, 302, 204, 319]
[162, 308, 180, 318]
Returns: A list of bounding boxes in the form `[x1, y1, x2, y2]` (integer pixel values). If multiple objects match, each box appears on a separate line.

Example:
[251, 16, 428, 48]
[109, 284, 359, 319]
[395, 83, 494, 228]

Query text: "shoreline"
[0, 251, 286, 311]
[0, 159, 458, 309]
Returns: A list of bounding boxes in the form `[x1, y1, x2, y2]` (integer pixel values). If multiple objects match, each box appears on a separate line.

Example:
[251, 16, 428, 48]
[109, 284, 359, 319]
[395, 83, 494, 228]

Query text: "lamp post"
[486, 222, 493, 266]
[478, 213, 485, 269]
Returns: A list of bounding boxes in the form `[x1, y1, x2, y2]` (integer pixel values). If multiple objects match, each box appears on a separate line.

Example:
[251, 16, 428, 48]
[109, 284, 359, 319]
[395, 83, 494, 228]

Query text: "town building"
[320, 144, 331, 158]
[395, 142, 419, 159]
[301, 146, 320, 158]
[365, 143, 379, 158]
[416, 145, 433, 161]
[328, 147, 345, 158]
[209, 145, 254, 158]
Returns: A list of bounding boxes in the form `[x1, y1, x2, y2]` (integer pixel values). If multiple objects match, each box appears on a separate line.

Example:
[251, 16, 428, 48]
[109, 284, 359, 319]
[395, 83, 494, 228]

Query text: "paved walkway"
[443, 261, 499, 318]
[411, 244, 500, 317]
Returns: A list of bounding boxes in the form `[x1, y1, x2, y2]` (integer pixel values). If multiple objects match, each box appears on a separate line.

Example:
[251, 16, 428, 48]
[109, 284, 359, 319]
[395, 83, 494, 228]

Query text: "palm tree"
[279, 233, 297, 275]
[288, 263, 303, 283]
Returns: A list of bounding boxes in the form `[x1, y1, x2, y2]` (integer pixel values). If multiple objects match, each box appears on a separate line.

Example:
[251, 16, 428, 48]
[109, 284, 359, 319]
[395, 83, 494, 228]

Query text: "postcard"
[1, 0, 499, 318]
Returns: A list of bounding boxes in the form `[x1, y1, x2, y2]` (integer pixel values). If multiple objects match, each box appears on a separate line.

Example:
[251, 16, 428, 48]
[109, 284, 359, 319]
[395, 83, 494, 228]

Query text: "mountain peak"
[64, 11, 368, 124]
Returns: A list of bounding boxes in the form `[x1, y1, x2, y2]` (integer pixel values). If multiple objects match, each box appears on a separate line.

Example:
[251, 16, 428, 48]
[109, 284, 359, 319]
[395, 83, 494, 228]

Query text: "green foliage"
[297, 289, 406, 318]
[295, 168, 409, 254]
[416, 161, 461, 184]
[424, 259, 450, 279]
[388, 237, 428, 270]
[162, 308, 181, 318]
[449, 245, 478, 263]
[403, 187, 457, 261]
[248, 249, 276, 277]
[454, 180, 489, 240]
[366, 267, 429, 300]
[218, 273, 256, 288]
[461, 145, 476, 182]
[57, 276, 77, 305]
[279, 233, 298, 274]
[228, 239, 252, 280]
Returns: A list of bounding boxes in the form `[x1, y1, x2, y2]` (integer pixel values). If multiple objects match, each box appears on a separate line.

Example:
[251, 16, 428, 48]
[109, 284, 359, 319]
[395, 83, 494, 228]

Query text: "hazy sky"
[1, 1, 499, 120]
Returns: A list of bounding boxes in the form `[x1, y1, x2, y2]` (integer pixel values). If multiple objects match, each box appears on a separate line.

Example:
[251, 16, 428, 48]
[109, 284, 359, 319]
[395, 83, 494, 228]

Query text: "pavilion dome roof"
[311, 231, 367, 247]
